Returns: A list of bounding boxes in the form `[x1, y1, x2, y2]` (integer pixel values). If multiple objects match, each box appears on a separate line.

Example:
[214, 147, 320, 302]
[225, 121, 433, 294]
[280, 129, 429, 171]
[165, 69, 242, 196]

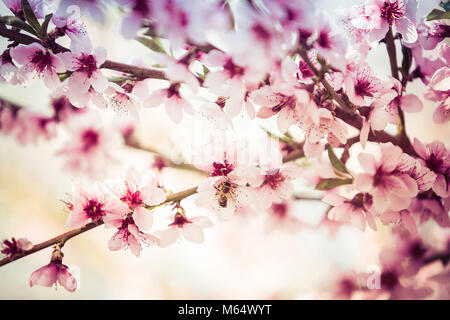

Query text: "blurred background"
[0, 0, 448, 299]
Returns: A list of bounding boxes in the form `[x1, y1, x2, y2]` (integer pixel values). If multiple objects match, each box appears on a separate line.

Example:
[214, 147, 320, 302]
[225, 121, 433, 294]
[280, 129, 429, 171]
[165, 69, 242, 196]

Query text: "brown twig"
[124, 134, 207, 175]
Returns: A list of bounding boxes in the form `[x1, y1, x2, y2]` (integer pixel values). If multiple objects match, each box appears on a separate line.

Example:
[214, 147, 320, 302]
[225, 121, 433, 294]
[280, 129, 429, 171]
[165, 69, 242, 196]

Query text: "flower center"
[349, 193, 365, 208]
[355, 79, 374, 98]
[169, 213, 192, 228]
[408, 241, 426, 261]
[83, 199, 105, 220]
[211, 161, 234, 177]
[133, 0, 150, 16]
[271, 203, 288, 218]
[380, 1, 405, 25]
[381, 270, 399, 290]
[252, 24, 271, 41]
[263, 170, 284, 190]
[223, 58, 244, 78]
[299, 60, 314, 78]
[425, 153, 444, 173]
[317, 31, 331, 49]
[167, 83, 181, 98]
[272, 95, 296, 113]
[77, 54, 97, 78]
[81, 129, 99, 152]
[120, 189, 143, 209]
[30, 51, 53, 73]
[373, 166, 385, 187]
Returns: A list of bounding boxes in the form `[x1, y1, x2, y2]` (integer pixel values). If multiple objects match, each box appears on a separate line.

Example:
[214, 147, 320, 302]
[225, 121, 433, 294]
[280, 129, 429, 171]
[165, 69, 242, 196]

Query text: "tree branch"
[0, 26, 167, 80]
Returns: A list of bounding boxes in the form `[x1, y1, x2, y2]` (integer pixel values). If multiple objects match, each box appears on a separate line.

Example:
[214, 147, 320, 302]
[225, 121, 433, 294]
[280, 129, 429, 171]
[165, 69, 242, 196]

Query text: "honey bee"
[215, 181, 232, 208]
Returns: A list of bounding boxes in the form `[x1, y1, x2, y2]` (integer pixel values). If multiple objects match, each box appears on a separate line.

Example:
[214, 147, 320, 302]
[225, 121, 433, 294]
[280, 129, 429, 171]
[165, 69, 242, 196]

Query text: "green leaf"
[327, 145, 349, 175]
[21, 0, 43, 37]
[41, 14, 53, 36]
[136, 36, 167, 54]
[0, 16, 38, 36]
[315, 178, 353, 191]
[426, 8, 450, 21]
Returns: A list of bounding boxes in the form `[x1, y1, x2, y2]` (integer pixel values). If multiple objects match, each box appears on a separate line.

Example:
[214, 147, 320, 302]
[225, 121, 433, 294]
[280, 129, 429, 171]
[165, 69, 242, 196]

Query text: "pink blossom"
[59, 46, 109, 106]
[104, 82, 145, 118]
[57, 114, 121, 176]
[102, 167, 165, 256]
[196, 175, 258, 221]
[380, 209, 418, 234]
[395, 153, 437, 192]
[344, 64, 384, 106]
[194, 144, 264, 220]
[29, 249, 77, 292]
[1, 107, 58, 145]
[302, 108, 348, 150]
[409, 195, 450, 228]
[313, 15, 348, 71]
[257, 163, 301, 208]
[377, 241, 433, 299]
[350, 0, 418, 45]
[4, 0, 43, 17]
[155, 212, 213, 247]
[358, 90, 397, 148]
[64, 181, 130, 228]
[323, 193, 377, 231]
[413, 139, 450, 198]
[150, 0, 231, 49]
[1, 237, 32, 257]
[0, 50, 18, 83]
[202, 50, 263, 117]
[0, 105, 16, 135]
[266, 200, 308, 233]
[224, 14, 287, 78]
[143, 82, 194, 123]
[252, 85, 311, 133]
[107, 216, 160, 257]
[52, 8, 91, 52]
[9, 43, 65, 89]
[106, 166, 166, 231]
[355, 143, 419, 213]
[380, 78, 423, 127]
[119, 0, 152, 39]
[415, 21, 449, 50]
[411, 46, 446, 85]
[424, 65, 450, 124]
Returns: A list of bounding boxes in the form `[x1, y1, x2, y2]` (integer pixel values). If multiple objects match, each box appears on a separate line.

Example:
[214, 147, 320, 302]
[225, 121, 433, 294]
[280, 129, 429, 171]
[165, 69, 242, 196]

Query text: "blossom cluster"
[0, 0, 449, 299]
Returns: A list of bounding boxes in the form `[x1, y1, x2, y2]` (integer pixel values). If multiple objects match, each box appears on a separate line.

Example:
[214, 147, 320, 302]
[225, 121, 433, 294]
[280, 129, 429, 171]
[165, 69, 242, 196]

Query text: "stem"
[385, 27, 405, 129]
[384, 27, 414, 152]
[100, 60, 165, 80]
[385, 27, 405, 132]
[297, 47, 355, 111]
[124, 135, 207, 175]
